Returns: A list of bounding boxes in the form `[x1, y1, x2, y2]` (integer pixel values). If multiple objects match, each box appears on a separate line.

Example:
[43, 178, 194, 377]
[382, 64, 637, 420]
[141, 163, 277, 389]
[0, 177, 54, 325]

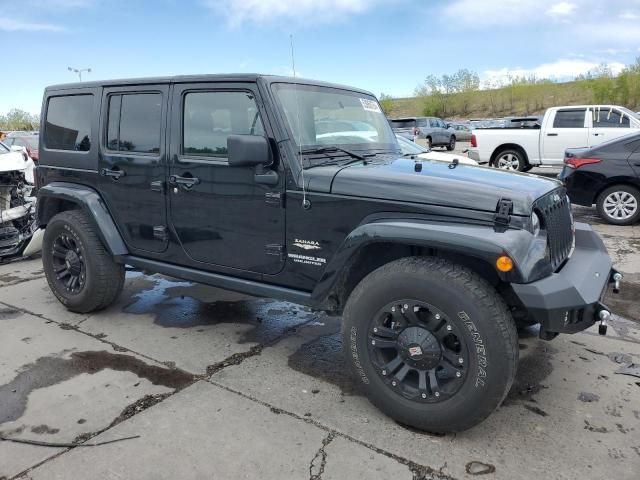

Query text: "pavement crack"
[207, 379, 457, 480]
[309, 432, 334, 480]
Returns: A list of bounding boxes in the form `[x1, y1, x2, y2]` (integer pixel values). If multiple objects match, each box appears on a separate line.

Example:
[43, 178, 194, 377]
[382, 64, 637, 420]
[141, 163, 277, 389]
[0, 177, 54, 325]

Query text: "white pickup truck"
[468, 105, 640, 171]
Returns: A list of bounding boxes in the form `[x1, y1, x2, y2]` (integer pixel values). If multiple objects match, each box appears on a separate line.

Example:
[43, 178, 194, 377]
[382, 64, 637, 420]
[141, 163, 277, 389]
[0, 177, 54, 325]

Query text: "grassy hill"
[383, 76, 640, 121]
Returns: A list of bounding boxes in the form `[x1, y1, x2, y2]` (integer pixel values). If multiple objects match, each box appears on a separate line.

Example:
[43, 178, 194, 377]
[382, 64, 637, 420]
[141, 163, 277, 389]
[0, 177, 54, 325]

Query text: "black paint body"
[36, 74, 616, 336]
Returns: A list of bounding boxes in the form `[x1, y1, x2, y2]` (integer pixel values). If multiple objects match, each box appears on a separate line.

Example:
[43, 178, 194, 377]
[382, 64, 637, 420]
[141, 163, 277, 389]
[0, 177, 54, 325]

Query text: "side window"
[552, 109, 586, 128]
[183, 91, 264, 158]
[107, 93, 162, 153]
[593, 108, 630, 128]
[44, 94, 93, 151]
[417, 119, 429, 128]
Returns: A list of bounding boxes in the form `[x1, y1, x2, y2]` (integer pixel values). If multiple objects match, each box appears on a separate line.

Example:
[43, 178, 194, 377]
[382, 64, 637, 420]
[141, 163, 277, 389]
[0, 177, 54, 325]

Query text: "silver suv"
[390, 116, 456, 150]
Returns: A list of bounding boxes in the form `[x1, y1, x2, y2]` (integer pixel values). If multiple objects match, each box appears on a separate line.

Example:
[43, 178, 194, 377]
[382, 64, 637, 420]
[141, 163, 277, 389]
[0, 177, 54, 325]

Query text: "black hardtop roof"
[44, 74, 375, 97]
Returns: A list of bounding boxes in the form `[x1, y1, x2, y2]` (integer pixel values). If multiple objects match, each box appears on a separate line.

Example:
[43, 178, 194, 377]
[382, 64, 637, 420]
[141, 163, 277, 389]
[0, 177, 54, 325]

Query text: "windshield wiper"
[300, 146, 366, 161]
[303, 157, 366, 170]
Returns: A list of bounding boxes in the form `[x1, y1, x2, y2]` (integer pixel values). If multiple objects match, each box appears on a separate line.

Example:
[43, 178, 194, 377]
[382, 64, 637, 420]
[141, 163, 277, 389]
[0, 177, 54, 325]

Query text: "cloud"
[204, 0, 385, 26]
[483, 59, 626, 83]
[0, 19, 65, 32]
[620, 11, 640, 20]
[546, 2, 577, 16]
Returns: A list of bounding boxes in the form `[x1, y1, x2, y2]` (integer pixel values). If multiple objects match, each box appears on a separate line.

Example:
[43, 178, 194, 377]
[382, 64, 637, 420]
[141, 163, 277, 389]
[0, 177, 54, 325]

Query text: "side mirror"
[227, 135, 272, 167]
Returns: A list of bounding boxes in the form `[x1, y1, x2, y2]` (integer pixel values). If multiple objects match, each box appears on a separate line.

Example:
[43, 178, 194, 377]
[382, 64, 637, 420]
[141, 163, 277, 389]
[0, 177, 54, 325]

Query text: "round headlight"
[531, 212, 541, 236]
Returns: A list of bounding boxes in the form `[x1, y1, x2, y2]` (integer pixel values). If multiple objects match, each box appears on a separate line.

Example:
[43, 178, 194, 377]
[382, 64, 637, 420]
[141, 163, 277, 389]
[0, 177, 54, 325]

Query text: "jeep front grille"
[535, 189, 574, 272]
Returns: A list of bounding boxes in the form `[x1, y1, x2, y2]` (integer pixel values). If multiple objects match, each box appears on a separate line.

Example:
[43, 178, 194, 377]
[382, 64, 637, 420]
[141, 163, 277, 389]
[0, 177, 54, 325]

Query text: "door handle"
[101, 168, 126, 179]
[593, 133, 601, 136]
[547, 133, 558, 137]
[169, 174, 200, 189]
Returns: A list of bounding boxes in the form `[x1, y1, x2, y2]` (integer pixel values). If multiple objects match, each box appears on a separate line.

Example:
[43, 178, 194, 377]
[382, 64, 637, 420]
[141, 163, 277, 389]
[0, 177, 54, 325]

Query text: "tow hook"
[612, 272, 623, 294]
[598, 309, 610, 336]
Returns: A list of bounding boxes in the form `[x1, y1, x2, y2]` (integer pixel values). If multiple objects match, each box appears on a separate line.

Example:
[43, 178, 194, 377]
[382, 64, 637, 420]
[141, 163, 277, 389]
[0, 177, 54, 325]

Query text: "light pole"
[67, 66, 92, 81]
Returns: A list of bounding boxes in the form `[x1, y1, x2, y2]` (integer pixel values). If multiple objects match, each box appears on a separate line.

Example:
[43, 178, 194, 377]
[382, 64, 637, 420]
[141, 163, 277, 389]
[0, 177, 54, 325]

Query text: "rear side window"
[107, 93, 162, 153]
[593, 108, 630, 128]
[44, 95, 93, 151]
[182, 91, 264, 157]
[553, 109, 586, 128]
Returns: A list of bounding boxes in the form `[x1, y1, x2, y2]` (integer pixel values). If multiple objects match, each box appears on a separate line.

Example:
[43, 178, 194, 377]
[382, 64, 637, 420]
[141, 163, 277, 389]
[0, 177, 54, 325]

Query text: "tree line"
[0, 109, 40, 131]
[381, 58, 640, 118]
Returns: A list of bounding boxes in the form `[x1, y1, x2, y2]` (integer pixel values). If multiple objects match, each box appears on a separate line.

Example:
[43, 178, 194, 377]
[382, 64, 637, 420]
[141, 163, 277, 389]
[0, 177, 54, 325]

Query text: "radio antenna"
[290, 34, 310, 210]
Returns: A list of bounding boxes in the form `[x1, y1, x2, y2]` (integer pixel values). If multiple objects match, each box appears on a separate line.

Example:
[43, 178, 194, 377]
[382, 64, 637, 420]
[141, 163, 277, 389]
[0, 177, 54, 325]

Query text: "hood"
[0, 151, 28, 173]
[305, 157, 561, 215]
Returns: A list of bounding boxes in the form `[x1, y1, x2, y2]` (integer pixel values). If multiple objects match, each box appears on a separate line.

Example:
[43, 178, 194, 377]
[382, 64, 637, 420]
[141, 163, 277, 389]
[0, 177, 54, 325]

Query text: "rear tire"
[426, 137, 432, 149]
[596, 185, 640, 225]
[342, 257, 518, 433]
[42, 210, 125, 313]
[446, 136, 456, 151]
[493, 149, 527, 172]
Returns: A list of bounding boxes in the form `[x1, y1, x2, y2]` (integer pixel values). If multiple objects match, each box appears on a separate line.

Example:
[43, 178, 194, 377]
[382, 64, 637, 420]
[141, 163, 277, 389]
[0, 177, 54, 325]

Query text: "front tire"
[342, 257, 518, 433]
[425, 137, 432, 149]
[42, 210, 125, 313]
[596, 185, 640, 225]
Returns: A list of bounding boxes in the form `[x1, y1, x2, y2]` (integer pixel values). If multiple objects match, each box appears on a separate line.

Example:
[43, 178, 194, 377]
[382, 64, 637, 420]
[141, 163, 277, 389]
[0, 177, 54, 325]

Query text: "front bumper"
[511, 223, 617, 336]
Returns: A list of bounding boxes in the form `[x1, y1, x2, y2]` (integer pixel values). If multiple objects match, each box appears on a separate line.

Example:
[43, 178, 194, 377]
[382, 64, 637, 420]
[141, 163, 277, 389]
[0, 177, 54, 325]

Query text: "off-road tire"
[342, 257, 518, 433]
[446, 136, 456, 151]
[43, 210, 125, 313]
[596, 185, 640, 226]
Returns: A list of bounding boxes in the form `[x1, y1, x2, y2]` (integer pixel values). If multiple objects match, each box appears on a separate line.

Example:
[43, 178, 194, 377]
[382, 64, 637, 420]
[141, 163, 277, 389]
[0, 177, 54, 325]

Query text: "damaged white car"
[0, 141, 42, 261]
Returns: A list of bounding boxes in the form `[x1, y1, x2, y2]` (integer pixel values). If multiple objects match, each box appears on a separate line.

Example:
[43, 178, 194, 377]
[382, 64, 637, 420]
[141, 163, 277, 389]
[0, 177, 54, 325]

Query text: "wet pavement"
[0, 208, 639, 480]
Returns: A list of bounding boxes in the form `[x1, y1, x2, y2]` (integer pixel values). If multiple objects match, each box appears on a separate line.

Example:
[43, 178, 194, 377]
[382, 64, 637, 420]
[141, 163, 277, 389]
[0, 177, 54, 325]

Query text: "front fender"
[310, 218, 550, 306]
[37, 182, 128, 256]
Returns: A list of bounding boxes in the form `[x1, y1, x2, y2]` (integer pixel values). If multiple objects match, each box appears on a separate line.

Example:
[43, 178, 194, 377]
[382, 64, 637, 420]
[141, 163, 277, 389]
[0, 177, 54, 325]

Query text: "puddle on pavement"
[0, 350, 193, 425]
[118, 274, 316, 344]
[287, 318, 364, 396]
[504, 341, 556, 406]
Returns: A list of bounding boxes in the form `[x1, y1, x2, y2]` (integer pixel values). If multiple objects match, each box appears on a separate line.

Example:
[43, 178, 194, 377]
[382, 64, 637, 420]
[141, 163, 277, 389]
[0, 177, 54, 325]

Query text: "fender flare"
[310, 218, 542, 307]
[36, 182, 128, 256]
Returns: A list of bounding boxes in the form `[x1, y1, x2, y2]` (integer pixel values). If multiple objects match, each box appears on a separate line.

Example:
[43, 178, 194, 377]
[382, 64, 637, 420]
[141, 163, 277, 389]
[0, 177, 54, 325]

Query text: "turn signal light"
[496, 255, 514, 272]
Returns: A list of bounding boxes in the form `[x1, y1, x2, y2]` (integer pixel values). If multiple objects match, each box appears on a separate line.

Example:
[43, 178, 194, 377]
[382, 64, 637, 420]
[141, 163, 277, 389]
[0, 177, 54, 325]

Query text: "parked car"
[448, 123, 472, 142]
[560, 132, 640, 225]
[37, 74, 618, 433]
[468, 105, 640, 171]
[0, 141, 40, 261]
[3, 132, 39, 161]
[390, 117, 456, 150]
[396, 135, 478, 165]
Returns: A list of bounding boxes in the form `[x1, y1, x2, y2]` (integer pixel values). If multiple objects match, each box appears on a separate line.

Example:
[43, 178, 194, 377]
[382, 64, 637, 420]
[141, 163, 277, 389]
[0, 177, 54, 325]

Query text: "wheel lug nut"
[446, 325, 452, 331]
[434, 391, 440, 397]
[391, 381, 397, 387]
[371, 340, 375, 345]
[456, 371, 462, 377]
[404, 304, 408, 309]
[435, 314, 441, 320]
[458, 358, 464, 364]
[382, 370, 387, 376]
[373, 327, 378, 333]
[391, 307, 396, 312]
[421, 393, 427, 399]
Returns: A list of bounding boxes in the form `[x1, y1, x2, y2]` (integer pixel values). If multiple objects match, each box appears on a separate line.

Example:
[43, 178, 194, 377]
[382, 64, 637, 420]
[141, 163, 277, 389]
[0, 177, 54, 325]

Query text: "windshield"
[396, 135, 427, 155]
[14, 136, 39, 149]
[272, 83, 398, 153]
[0, 141, 9, 154]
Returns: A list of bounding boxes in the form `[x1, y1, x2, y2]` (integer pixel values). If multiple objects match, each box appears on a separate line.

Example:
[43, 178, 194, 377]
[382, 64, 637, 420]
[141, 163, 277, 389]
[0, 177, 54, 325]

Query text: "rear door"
[167, 82, 286, 274]
[589, 107, 634, 147]
[541, 108, 588, 164]
[99, 85, 169, 253]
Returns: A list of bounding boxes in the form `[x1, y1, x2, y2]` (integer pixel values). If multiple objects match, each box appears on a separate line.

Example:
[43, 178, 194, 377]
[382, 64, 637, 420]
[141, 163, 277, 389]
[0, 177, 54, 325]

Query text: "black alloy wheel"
[51, 232, 86, 294]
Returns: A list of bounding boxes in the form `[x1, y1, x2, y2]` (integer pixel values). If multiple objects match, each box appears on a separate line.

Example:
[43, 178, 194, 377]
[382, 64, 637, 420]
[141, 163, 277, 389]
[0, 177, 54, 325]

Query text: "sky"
[2, 0, 640, 115]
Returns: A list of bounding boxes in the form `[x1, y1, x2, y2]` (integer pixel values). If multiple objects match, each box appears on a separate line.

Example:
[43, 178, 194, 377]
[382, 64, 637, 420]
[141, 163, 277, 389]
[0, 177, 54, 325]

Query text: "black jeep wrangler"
[37, 75, 619, 432]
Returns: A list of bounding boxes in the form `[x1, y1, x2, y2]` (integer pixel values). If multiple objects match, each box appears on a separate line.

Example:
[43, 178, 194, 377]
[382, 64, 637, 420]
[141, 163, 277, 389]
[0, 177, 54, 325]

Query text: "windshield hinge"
[494, 199, 513, 225]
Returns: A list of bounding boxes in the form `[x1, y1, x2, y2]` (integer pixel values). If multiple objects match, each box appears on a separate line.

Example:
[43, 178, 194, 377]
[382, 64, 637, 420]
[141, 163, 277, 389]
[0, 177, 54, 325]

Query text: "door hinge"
[150, 180, 165, 192]
[265, 244, 285, 260]
[495, 199, 513, 225]
[265, 192, 283, 207]
[153, 226, 169, 241]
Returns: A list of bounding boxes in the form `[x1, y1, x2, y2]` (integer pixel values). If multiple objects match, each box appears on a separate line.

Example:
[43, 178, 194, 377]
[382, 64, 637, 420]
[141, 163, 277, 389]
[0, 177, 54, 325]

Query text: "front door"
[541, 108, 588, 164]
[168, 83, 285, 274]
[99, 85, 169, 253]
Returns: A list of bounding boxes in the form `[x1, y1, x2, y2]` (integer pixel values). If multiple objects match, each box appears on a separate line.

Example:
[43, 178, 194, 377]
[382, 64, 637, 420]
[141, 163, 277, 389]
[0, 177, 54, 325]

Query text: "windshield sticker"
[360, 98, 382, 113]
